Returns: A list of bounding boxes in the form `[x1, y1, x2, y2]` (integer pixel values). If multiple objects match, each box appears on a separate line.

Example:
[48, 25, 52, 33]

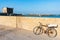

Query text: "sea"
[41, 16, 60, 18]
[23, 15, 60, 18]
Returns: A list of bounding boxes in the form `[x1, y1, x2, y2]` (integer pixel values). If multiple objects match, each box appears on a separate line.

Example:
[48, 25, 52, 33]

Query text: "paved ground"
[0, 28, 60, 40]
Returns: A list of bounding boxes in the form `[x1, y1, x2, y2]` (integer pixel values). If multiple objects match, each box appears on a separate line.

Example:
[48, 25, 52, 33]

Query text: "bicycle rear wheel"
[33, 26, 43, 35]
[48, 28, 57, 38]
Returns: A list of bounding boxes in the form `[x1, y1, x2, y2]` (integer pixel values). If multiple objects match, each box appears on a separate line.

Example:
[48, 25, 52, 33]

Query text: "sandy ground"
[0, 28, 60, 40]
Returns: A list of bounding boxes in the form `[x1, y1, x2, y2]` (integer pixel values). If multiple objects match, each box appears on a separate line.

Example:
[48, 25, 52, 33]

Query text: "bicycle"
[33, 22, 58, 38]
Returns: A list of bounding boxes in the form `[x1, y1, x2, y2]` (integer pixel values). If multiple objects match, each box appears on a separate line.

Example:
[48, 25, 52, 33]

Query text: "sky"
[0, 0, 60, 15]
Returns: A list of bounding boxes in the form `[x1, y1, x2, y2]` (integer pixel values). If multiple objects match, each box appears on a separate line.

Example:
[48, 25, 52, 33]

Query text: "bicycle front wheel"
[48, 28, 57, 38]
[33, 26, 43, 35]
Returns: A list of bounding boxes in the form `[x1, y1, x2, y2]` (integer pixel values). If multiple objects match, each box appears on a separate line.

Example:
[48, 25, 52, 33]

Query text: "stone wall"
[17, 17, 59, 30]
[0, 16, 16, 28]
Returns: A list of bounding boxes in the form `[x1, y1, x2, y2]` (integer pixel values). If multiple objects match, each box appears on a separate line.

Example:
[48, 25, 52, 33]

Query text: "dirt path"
[0, 28, 60, 40]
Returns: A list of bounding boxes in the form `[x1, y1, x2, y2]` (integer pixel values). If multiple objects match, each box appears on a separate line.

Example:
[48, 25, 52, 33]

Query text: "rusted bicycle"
[33, 22, 58, 38]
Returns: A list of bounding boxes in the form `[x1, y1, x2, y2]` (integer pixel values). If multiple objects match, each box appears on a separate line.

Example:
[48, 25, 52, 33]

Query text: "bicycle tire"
[33, 26, 43, 35]
[48, 28, 57, 38]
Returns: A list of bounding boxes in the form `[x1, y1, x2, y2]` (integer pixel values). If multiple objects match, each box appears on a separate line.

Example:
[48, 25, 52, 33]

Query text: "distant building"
[2, 7, 13, 15]
[3, 7, 13, 13]
[0, 7, 22, 16]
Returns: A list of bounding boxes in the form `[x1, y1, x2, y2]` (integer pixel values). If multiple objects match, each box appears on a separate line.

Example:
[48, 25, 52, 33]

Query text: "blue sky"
[0, 0, 60, 14]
